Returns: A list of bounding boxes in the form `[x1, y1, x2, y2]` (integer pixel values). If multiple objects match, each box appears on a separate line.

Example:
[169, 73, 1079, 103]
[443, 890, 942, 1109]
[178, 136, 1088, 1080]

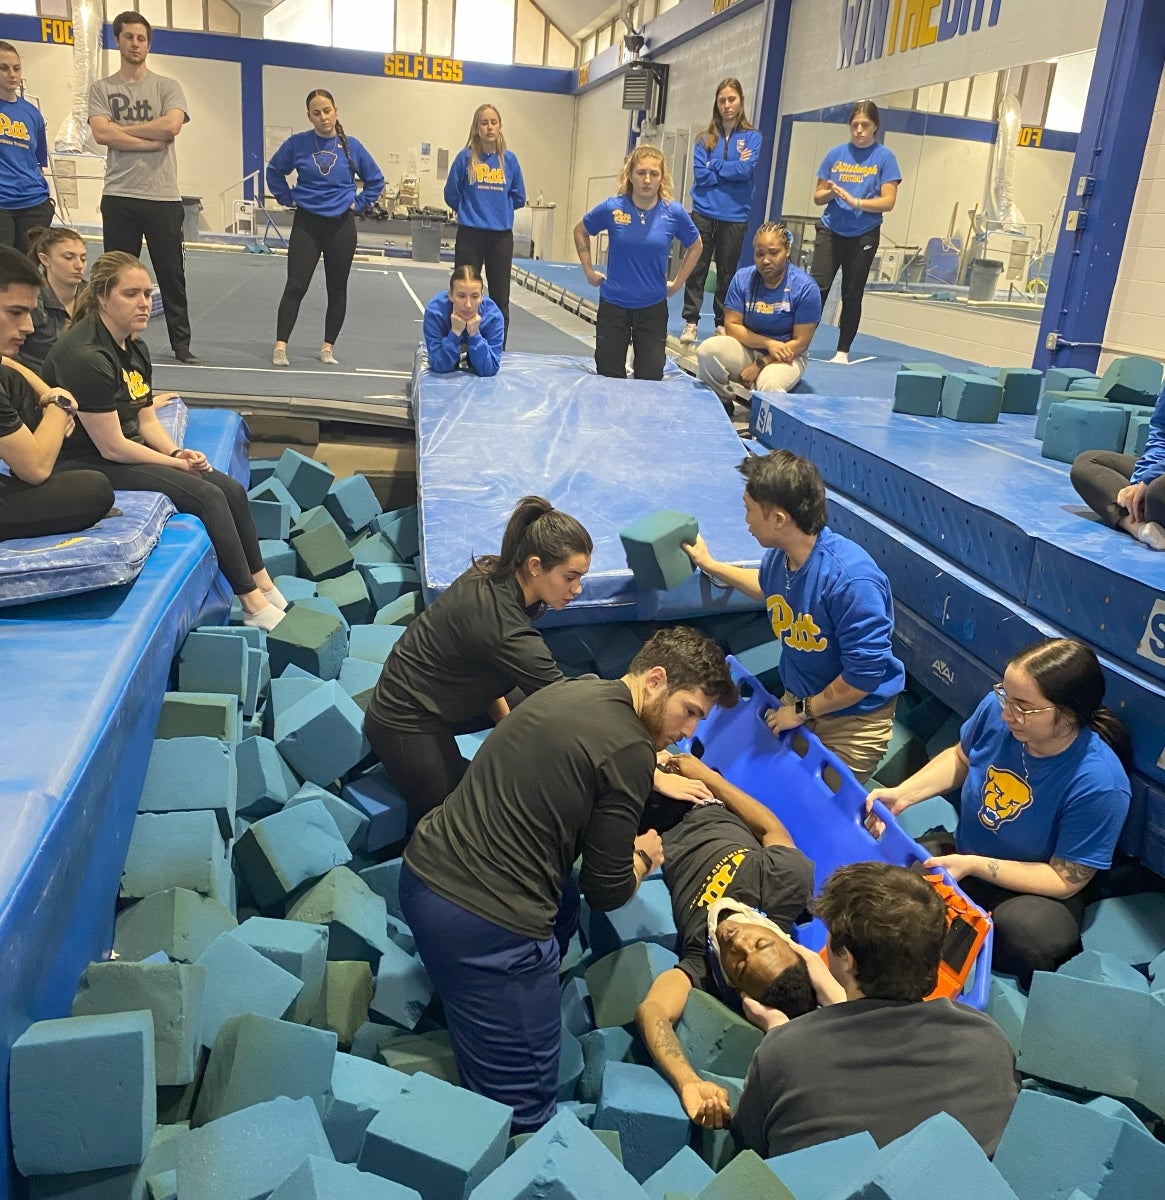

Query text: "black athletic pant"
[454, 226, 514, 346]
[276, 209, 357, 346]
[1071, 449, 1165, 528]
[0, 470, 114, 541]
[0, 197, 56, 255]
[810, 221, 880, 354]
[682, 212, 747, 327]
[363, 717, 470, 833]
[595, 298, 668, 381]
[56, 460, 262, 594]
[101, 196, 191, 354]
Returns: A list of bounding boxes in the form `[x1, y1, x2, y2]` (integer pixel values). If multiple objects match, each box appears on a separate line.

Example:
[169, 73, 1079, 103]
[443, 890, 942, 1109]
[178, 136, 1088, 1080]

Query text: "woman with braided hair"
[266, 89, 384, 366]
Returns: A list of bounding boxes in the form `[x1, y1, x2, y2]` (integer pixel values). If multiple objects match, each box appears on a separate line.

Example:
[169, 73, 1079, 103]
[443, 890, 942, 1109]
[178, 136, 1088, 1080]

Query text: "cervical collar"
[704, 897, 795, 1007]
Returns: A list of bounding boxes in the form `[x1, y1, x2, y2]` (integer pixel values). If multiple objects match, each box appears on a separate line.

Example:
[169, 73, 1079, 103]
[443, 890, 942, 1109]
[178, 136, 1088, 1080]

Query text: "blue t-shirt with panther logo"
[723, 265, 822, 342]
[955, 694, 1129, 868]
[582, 196, 699, 309]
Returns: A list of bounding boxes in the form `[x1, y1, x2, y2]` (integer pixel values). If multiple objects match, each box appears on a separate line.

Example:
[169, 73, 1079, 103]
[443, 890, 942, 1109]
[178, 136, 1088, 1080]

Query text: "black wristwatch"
[635, 848, 654, 873]
[794, 695, 813, 721]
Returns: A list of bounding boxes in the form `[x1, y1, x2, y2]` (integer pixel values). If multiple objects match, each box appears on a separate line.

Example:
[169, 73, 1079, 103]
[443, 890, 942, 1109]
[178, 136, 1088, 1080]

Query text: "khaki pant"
[696, 334, 808, 400]
[781, 691, 897, 783]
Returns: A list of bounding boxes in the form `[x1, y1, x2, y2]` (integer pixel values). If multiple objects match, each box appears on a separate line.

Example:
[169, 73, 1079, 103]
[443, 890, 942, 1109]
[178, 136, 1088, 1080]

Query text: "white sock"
[1137, 521, 1165, 551]
[262, 585, 288, 611]
[829, 351, 851, 364]
[243, 604, 285, 630]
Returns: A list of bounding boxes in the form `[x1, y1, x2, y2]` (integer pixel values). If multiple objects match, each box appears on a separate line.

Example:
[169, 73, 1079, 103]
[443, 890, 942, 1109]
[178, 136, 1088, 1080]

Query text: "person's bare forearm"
[637, 1002, 702, 1092]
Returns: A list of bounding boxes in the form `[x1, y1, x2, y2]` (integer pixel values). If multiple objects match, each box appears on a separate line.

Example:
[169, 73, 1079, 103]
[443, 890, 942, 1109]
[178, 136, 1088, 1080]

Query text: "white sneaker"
[272, 346, 288, 367]
[320, 348, 339, 365]
[243, 604, 285, 631]
[829, 351, 851, 365]
[680, 322, 699, 345]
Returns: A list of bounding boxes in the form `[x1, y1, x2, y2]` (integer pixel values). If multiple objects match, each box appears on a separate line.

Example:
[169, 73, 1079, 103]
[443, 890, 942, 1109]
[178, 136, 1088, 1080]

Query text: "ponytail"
[473, 495, 593, 583]
[1090, 706, 1134, 777]
[335, 120, 356, 182]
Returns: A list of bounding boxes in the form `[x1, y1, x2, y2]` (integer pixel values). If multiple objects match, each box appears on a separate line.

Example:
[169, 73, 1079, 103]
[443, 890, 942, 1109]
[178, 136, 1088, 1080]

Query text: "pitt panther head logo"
[613, 209, 632, 225]
[977, 766, 1033, 831]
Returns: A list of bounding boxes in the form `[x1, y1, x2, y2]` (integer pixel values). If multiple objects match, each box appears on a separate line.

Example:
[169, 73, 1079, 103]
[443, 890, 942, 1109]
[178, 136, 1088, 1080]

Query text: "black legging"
[363, 716, 470, 833]
[595, 298, 668, 381]
[810, 222, 881, 354]
[56, 460, 263, 594]
[0, 197, 56, 256]
[682, 213, 747, 328]
[1071, 450, 1165, 528]
[0, 470, 114, 540]
[454, 226, 514, 346]
[276, 208, 357, 345]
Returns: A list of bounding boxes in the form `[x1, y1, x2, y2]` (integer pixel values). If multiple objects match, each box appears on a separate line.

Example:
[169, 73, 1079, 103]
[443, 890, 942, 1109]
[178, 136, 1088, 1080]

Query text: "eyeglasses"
[992, 683, 1055, 721]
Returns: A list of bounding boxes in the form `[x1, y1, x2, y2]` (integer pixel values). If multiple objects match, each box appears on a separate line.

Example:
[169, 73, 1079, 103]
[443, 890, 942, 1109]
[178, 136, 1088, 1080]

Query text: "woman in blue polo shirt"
[811, 100, 901, 364]
[868, 638, 1132, 988]
[0, 42, 54, 255]
[574, 145, 702, 381]
[696, 222, 821, 412]
[423, 264, 504, 377]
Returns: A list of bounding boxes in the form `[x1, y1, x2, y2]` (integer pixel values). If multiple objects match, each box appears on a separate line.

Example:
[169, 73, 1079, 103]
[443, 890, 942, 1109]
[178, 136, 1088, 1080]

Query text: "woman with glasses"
[866, 639, 1131, 988]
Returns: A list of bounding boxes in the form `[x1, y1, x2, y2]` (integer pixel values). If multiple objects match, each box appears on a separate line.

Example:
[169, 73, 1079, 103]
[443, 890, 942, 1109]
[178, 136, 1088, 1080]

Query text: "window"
[170, 0, 203, 31]
[514, 0, 546, 66]
[334, 0, 394, 51]
[453, 0, 516, 65]
[546, 24, 575, 69]
[1046, 50, 1095, 132]
[426, 0, 454, 56]
[395, 0, 423, 54]
[207, 0, 239, 34]
[264, 0, 330, 45]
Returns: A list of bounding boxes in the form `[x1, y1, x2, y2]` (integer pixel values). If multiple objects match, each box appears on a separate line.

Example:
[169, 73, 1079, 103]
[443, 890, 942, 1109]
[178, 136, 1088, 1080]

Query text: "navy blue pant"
[399, 862, 578, 1133]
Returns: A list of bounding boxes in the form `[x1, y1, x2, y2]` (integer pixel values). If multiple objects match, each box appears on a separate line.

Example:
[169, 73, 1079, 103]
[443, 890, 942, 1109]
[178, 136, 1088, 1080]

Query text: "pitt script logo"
[977, 766, 1033, 831]
[473, 163, 505, 186]
[691, 850, 748, 913]
[107, 94, 156, 124]
[768, 594, 827, 653]
[123, 368, 150, 406]
[0, 113, 31, 144]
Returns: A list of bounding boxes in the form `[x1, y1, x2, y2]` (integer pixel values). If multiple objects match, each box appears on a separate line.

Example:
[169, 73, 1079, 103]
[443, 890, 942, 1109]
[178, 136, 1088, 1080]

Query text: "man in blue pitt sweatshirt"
[683, 449, 904, 780]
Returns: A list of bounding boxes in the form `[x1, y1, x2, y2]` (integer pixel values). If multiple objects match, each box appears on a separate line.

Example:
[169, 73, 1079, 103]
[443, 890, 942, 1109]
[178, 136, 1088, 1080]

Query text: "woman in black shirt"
[364, 495, 592, 828]
[18, 226, 86, 374]
[43, 252, 286, 629]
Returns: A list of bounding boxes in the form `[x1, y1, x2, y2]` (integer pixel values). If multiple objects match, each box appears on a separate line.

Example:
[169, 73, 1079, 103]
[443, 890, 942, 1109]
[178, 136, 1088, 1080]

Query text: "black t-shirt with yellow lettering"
[42, 314, 153, 461]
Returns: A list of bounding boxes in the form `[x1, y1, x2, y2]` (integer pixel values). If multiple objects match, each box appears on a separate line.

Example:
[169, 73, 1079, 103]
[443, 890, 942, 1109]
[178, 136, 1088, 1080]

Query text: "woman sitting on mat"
[574, 145, 702, 381]
[422, 264, 504, 377]
[266, 88, 384, 367]
[363, 495, 592, 831]
[17, 226, 87, 375]
[1070, 385, 1165, 551]
[42, 252, 287, 628]
[811, 100, 901, 365]
[866, 638, 1131, 989]
[696, 221, 821, 413]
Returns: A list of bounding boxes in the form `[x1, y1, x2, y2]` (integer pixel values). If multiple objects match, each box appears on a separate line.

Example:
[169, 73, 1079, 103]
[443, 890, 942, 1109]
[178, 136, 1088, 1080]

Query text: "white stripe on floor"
[397, 272, 425, 314]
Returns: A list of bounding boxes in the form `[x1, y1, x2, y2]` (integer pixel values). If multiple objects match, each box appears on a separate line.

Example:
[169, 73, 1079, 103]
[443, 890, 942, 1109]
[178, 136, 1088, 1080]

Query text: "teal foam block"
[733, 638, 783, 693]
[359, 859, 404, 919]
[1035, 389, 1079, 438]
[1133, 992, 1165, 1117]
[471, 1110, 645, 1200]
[559, 1022, 584, 1102]
[870, 720, 928, 789]
[193, 1012, 337, 1126]
[351, 1020, 402, 1064]
[378, 1031, 460, 1084]
[197, 624, 265, 650]
[1042, 399, 1130, 463]
[891, 794, 958, 840]
[901, 362, 949, 376]
[696, 1149, 791, 1198]
[369, 940, 433, 1031]
[275, 681, 368, 785]
[271, 1156, 421, 1199]
[585, 943, 679, 1029]
[227, 915, 329, 1024]
[1045, 367, 1096, 392]
[276, 449, 335, 509]
[294, 522, 355, 582]
[1067, 376, 1103, 393]
[178, 630, 249, 701]
[233, 797, 352, 911]
[1098, 354, 1163, 405]
[1125, 412, 1153, 456]
[353, 532, 406, 569]
[339, 655, 383, 712]
[286, 866, 391, 966]
[578, 1027, 633, 1104]
[587, 879, 677, 959]
[763, 1131, 879, 1200]
[114, 888, 238, 963]
[676, 988, 763, 1078]
[359, 564, 420, 611]
[1058, 949, 1151, 990]
[249, 476, 304, 519]
[348, 623, 406, 665]
[1152, 946, 1165, 992]
[1083, 1094, 1153, 1134]
[259, 538, 297, 578]
[1081, 893, 1165, 965]
[456, 729, 489, 760]
[940, 373, 1003, 423]
[138, 736, 237, 839]
[235, 735, 300, 819]
[342, 769, 410, 853]
[325, 1053, 411, 1163]
[994, 1089, 1165, 1199]
[293, 505, 344, 540]
[374, 593, 422, 626]
[892, 369, 943, 416]
[276, 574, 318, 603]
[593, 1062, 689, 1183]
[249, 458, 280, 487]
[10, 1011, 156, 1176]
[195, 932, 304, 1047]
[643, 1148, 715, 1199]
[318, 569, 372, 626]
[243, 648, 270, 719]
[967, 365, 1003, 380]
[176, 1095, 334, 1200]
[286, 782, 370, 850]
[312, 961, 374, 1048]
[26, 1122, 192, 1200]
[293, 593, 351, 632]
[986, 974, 1028, 1053]
[998, 367, 1042, 415]
[156, 692, 238, 742]
[561, 977, 594, 1039]
[265, 673, 326, 742]
[324, 474, 383, 536]
[267, 606, 348, 681]
[620, 511, 699, 592]
[374, 506, 420, 562]
[120, 811, 227, 902]
[72, 960, 208, 1087]
[385, 913, 415, 956]
[250, 498, 291, 541]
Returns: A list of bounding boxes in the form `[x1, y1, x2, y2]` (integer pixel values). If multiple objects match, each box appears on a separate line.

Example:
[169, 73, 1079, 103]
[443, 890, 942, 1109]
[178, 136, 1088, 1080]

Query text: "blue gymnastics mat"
[414, 351, 762, 624]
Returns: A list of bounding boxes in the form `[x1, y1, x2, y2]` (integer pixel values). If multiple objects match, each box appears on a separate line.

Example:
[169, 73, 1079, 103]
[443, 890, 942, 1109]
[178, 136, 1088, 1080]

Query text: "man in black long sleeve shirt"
[400, 626, 737, 1133]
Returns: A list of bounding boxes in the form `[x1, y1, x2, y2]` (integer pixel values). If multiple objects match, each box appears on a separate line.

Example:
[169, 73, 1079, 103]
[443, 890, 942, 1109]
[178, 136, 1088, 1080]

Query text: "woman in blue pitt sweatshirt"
[266, 89, 384, 367]
[444, 104, 525, 346]
[0, 42, 54, 255]
[811, 100, 901, 364]
[679, 78, 763, 346]
[574, 145, 702, 381]
[423, 264, 504, 377]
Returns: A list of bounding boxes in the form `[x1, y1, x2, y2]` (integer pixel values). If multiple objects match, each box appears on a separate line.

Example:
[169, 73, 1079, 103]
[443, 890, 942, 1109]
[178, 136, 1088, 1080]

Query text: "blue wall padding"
[235, 735, 300, 819]
[139, 736, 238, 838]
[986, 975, 1028, 1053]
[249, 476, 303, 520]
[71, 959, 208, 1087]
[892, 369, 943, 416]
[349, 622, 406, 664]
[317, 570, 372, 626]
[324, 475, 383, 536]
[260, 538, 297, 578]
[1041, 400, 1129, 464]
[676, 989, 763, 1079]
[227, 915, 329, 1024]
[342, 769, 410, 853]
[270, 1156, 422, 1199]
[374, 593, 422, 626]
[156, 691, 239, 742]
[285, 867, 391, 967]
[276, 450, 335, 509]
[114, 887, 237, 964]
[324, 1054, 411, 1164]
[561, 976, 594, 1040]
[275, 682, 368, 786]
[175, 1095, 335, 1200]
[998, 367, 1042, 414]
[642, 1146, 716, 1200]
[373, 506, 420, 562]
[353, 533, 406, 569]
[359, 859, 404, 921]
[586, 878, 677, 958]
[1098, 354, 1163, 405]
[10, 1011, 156, 1176]
[250, 498, 292, 541]
[120, 810, 227, 902]
[338, 654, 383, 711]
[1035, 388, 1078, 438]
[619, 511, 699, 592]
[593, 1062, 691, 1183]
[193, 1012, 337, 1127]
[762, 1132, 879, 1200]
[267, 607, 348, 681]
[360, 564, 420, 611]
[195, 932, 304, 1047]
[1125, 412, 1152, 456]
[286, 783, 371, 850]
[369, 940, 433, 1031]
[941, 373, 1002, 423]
[1080, 894, 1165, 965]
[293, 522, 356, 582]
[177, 630, 249, 700]
[357, 1069, 512, 1199]
[578, 1027, 633, 1104]
[584, 942, 678, 1028]
[1046, 367, 1097, 392]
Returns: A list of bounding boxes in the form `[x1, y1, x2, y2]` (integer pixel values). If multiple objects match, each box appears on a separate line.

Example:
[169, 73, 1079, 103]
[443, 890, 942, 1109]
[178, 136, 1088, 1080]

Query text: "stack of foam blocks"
[892, 362, 1042, 423]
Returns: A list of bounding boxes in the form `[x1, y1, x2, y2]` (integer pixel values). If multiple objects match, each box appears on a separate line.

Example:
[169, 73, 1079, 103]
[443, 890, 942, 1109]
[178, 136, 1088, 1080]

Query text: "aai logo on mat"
[1138, 599, 1165, 668]
[755, 401, 774, 436]
[838, 0, 1003, 70]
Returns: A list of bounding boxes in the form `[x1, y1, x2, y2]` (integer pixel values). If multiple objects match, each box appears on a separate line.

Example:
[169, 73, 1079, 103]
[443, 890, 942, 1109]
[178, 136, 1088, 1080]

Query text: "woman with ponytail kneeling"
[364, 496, 593, 829]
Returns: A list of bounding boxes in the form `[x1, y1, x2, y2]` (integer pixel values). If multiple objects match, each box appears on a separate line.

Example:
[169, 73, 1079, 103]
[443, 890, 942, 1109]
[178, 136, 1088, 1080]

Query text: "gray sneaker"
[680, 322, 699, 344]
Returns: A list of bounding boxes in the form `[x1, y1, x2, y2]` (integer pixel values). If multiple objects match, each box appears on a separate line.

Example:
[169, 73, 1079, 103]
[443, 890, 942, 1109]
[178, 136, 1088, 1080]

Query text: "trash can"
[968, 258, 1004, 301]
[181, 196, 202, 244]
[410, 216, 441, 263]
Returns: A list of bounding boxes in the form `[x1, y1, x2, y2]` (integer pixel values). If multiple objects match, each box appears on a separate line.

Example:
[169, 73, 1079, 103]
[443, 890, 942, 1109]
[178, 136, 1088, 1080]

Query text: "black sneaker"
[175, 347, 202, 365]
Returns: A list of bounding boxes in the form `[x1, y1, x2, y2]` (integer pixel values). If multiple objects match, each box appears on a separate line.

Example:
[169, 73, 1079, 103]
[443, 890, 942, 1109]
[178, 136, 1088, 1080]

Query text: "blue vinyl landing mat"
[414, 352, 762, 624]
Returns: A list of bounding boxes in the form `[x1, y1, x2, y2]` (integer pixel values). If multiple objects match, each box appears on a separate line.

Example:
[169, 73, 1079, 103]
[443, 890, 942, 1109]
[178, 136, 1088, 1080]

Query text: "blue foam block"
[285, 866, 391, 966]
[619, 511, 699, 592]
[369, 940, 433, 1031]
[271, 1156, 422, 1199]
[276, 574, 318, 603]
[676, 989, 763, 1078]
[1046, 367, 1098, 392]
[227, 915, 329, 1023]
[120, 810, 227, 902]
[585, 942, 679, 1028]
[986, 974, 1028, 1052]
[374, 507, 420, 562]
[249, 475, 304, 518]
[357, 1070, 512, 1200]
[578, 1026, 633, 1104]
[1125, 412, 1153, 456]
[156, 691, 238, 742]
[293, 505, 344, 540]
[359, 564, 420, 611]
[374, 593, 423, 626]
[267, 606, 349, 682]
[260, 538, 297, 578]
[195, 931, 304, 1046]
[359, 859, 404, 919]
[587, 878, 677, 959]
[349, 623, 406, 665]
[10, 1011, 156, 1176]
[276, 449, 335, 509]
[940, 373, 1002, 423]
[250, 458, 280, 487]
[275, 681, 369, 786]
[317, 570, 372, 626]
[114, 887, 238, 964]
[1057, 949, 1150, 990]
[286, 781, 371, 850]
[1098, 354, 1163, 405]
[139, 736, 238, 838]
[324, 1053, 411, 1163]
[997, 367, 1042, 415]
[561, 976, 594, 1039]
[244, 647, 271, 719]
[338, 655, 383, 712]
[892, 370, 943, 416]
[178, 630, 249, 701]
[559, 1022, 585, 1102]
[342, 768, 410, 852]
[352, 532, 406, 568]
[1081, 894, 1165, 965]
[643, 1146, 716, 1200]
[324, 474, 383, 536]
[456, 729, 490, 759]
[594, 1062, 690, 1182]
[763, 1131, 879, 1200]
[235, 735, 300, 819]
[250, 498, 291, 540]
[1083, 1094, 1153, 1134]
[1042, 400, 1130, 464]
